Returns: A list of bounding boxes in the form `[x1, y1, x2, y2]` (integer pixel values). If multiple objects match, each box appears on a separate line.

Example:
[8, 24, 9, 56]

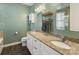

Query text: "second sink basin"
[50, 41, 71, 50]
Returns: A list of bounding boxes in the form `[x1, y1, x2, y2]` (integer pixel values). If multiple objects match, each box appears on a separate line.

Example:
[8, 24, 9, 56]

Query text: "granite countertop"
[28, 31, 79, 55]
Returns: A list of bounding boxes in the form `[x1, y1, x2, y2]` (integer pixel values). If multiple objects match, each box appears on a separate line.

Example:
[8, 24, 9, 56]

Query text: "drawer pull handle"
[34, 47, 37, 49]
[34, 40, 37, 42]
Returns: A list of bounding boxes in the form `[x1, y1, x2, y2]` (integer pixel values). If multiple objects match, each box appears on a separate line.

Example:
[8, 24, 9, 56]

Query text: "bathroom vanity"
[27, 31, 70, 55]
[27, 31, 79, 55]
[27, 32, 61, 55]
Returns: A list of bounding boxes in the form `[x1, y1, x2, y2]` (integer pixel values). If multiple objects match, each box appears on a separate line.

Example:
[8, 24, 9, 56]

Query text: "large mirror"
[56, 4, 70, 30]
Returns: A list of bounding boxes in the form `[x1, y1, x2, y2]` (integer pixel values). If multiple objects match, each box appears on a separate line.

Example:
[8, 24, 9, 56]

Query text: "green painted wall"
[0, 3, 29, 44]
[30, 3, 79, 39]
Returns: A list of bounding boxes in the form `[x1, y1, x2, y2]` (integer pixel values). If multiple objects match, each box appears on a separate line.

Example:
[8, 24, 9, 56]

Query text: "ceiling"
[21, 3, 34, 6]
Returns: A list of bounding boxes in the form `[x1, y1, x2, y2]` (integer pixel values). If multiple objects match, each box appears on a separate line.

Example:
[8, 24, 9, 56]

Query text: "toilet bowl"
[21, 37, 27, 46]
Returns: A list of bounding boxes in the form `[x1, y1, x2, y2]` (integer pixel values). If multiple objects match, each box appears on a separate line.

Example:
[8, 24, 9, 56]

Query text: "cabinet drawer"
[32, 37, 40, 47]
[33, 46, 41, 55]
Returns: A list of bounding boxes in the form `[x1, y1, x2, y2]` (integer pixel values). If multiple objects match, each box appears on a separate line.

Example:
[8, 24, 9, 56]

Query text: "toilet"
[21, 37, 27, 46]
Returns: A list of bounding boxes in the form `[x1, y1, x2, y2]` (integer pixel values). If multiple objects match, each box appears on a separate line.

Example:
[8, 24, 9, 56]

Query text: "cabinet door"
[27, 34, 33, 54]
[70, 4, 79, 31]
[40, 42, 61, 55]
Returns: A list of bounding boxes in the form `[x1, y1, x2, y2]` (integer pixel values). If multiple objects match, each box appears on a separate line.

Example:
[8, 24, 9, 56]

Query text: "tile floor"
[1, 43, 31, 55]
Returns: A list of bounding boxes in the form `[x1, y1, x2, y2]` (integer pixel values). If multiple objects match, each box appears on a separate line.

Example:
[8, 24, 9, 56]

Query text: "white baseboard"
[3, 41, 22, 48]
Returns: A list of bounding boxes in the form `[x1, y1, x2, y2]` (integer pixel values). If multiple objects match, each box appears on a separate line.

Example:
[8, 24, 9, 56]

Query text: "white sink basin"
[51, 41, 71, 49]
